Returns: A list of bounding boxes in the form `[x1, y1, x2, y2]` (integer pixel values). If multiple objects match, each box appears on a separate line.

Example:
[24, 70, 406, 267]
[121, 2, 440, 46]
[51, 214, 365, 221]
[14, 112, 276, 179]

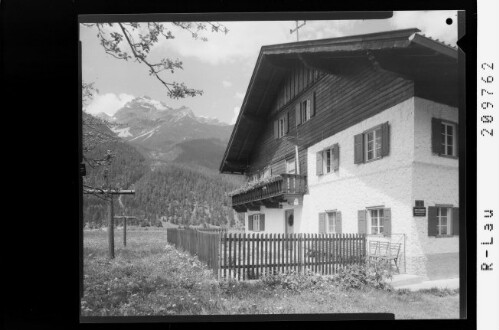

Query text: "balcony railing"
[230, 174, 307, 212]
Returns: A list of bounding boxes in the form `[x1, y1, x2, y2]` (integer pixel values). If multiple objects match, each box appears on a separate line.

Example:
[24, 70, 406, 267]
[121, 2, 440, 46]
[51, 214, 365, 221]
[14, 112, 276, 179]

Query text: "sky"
[81, 11, 458, 124]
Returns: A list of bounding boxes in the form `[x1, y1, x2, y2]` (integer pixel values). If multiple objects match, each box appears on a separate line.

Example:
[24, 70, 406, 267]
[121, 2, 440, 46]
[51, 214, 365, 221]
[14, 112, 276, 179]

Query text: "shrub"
[261, 269, 330, 292]
[333, 258, 392, 291]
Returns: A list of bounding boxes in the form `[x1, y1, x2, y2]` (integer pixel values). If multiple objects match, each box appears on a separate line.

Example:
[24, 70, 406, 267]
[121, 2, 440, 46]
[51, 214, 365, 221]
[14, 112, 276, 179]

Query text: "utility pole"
[290, 20, 306, 41]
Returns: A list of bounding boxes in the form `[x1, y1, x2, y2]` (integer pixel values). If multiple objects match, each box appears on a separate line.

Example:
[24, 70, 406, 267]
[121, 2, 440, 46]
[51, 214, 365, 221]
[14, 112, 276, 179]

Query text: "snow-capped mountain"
[105, 96, 233, 165]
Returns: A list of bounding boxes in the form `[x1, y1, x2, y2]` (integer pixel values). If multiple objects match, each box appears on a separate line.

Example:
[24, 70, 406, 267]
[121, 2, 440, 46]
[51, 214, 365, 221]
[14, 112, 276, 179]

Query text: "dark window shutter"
[381, 122, 390, 157]
[354, 133, 364, 164]
[455, 123, 459, 157]
[319, 212, 326, 233]
[285, 112, 289, 134]
[260, 214, 265, 232]
[383, 208, 391, 236]
[358, 210, 367, 234]
[333, 144, 340, 171]
[336, 211, 342, 234]
[432, 118, 443, 154]
[428, 207, 438, 236]
[452, 207, 459, 235]
[295, 103, 301, 127]
[248, 215, 253, 231]
[274, 120, 278, 139]
[312, 91, 316, 117]
[316, 151, 323, 176]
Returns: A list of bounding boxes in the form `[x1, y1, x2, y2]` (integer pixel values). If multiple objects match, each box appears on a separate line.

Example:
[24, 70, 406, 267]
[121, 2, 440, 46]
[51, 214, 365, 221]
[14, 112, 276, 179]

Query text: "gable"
[220, 28, 457, 174]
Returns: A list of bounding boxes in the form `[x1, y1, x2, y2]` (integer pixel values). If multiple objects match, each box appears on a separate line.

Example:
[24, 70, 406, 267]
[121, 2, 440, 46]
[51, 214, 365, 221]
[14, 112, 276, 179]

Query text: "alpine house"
[219, 28, 459, 277]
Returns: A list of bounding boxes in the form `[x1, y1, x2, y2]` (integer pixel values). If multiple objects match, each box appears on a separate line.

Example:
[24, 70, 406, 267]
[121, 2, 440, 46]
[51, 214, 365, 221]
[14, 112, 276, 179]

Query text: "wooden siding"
[247, 63, 414, 176]
[271, 62, 325, 116]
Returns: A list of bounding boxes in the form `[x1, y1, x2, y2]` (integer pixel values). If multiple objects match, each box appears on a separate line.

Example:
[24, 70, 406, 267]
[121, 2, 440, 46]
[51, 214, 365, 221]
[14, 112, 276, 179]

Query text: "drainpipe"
[295, 145, 300, 175]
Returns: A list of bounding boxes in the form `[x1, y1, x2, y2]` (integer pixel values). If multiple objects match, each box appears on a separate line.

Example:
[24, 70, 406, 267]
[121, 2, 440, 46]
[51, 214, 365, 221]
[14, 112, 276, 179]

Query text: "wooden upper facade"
[220, 28, 458, 178]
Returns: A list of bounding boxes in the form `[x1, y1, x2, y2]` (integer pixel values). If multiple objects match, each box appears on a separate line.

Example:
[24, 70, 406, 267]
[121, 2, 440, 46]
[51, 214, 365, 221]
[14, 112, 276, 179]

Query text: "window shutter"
[335, 211, 342, 234]
[381, 122, 390, 157]
[295, 103, 301, 127]
[354, 134, 364, 164]
[312, 91, 316, 117]
[260, 214, 265, 232]
[319, 212, 326, 234]
[333, 144, 340, 171]
[432, 118, 443, 154]
[285, 112, 289, 134]
[383, 208, 391, 236]
[455, 124, 459, 157]
[358, 210, 367, 234]
[452, 207, 459, 235]
[274, 120, 278, 139]
[248, 215, 253, 231]
[428, 206, 438, 236]
[316, 151, 323, 176]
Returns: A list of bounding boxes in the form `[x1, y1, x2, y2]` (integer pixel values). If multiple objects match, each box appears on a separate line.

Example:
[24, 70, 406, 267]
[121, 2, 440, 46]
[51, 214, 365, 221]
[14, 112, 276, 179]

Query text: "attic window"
[274, 112, 289, 139]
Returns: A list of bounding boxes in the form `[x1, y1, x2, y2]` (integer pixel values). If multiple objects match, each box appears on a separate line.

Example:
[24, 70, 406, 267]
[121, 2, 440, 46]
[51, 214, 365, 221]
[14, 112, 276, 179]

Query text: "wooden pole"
[123, 217, 127, 247]
[108, 196, 115, 259]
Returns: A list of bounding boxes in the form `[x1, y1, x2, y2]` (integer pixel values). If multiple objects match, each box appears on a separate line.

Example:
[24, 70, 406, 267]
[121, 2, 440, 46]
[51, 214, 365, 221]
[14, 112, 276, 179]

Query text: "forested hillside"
[120, 164, 243, 227]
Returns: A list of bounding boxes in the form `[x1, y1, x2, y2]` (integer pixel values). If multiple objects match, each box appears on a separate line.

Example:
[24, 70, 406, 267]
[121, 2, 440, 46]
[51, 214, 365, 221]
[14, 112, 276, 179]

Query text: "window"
[369, 208, 384, 235]
[286, 158, 296, 174]
[301, 99, 311, 123]
[354, 122, 389, 164]
[274, 113, 289, 139]
[316, 144, 339, 176]
[327, 212, 336, 233]
[253, 214, 260, 231]
[295, 92, 316, 127]
[319, 211, 342, 234]
[248, 214, 265, 232]
[441, 122, 456, 156]
[432, 118, 458, 157]
[436, 207, 451, 235]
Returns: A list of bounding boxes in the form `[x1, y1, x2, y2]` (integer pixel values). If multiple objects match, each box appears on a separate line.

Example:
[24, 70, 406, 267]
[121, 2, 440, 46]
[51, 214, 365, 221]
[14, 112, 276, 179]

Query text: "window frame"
[364, 126, 382, 162]
[252, 214, 261, 232]
[327, 211, 337, 233]
[436, 207, 452, 236]
[300, 99, 312, 124]
[368, 208, 385, 235]
[286, 158, 296, 174]
[277, 115, 286, 138]
[441, 121, 457, 157]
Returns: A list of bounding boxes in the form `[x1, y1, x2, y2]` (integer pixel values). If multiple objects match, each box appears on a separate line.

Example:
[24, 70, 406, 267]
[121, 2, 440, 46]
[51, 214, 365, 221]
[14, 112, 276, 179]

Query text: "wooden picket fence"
[220, 233, 366, 280]
[166, 228, 220, 273]
[166, 229, 366, 280]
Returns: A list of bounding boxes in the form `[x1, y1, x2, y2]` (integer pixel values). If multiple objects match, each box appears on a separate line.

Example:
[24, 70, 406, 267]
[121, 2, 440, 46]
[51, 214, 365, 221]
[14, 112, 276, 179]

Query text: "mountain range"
[95, 96, 233, 169]
[83, 96, 244, 227]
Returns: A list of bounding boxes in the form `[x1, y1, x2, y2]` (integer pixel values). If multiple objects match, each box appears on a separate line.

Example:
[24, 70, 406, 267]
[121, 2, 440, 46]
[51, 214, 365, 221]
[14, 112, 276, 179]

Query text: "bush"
[333, 258, 392, 291]
[261, 269, 330, 292]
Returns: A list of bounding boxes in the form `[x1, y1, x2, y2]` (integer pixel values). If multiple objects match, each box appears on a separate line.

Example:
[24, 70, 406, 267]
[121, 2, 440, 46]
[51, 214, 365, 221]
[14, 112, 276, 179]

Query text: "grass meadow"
[82, 228, 459, 318]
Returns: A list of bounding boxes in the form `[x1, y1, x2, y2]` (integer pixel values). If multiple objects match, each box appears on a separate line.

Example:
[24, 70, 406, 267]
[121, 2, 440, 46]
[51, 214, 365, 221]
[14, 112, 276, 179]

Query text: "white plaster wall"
[302, 97, 415, 236]
[411, 97, 459, 256]
[245, 205, 303, 234]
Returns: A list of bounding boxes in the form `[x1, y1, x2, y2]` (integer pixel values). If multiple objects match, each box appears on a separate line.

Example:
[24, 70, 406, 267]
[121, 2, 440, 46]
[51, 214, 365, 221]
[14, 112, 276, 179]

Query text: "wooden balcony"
[230, 174, 307, 213]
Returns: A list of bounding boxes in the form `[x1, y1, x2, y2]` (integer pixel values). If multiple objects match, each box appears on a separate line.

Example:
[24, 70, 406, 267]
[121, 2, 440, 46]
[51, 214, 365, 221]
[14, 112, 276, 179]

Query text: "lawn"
[82, 228, 459, 318]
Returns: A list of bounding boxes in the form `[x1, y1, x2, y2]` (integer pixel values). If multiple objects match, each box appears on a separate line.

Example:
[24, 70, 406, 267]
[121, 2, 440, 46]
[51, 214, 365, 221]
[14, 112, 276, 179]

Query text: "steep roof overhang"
[220, 28, 458, 174]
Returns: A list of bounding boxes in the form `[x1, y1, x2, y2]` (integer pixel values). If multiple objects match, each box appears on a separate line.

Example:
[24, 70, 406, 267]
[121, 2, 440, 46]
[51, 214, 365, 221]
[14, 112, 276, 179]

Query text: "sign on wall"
[413, 200, 426, 217]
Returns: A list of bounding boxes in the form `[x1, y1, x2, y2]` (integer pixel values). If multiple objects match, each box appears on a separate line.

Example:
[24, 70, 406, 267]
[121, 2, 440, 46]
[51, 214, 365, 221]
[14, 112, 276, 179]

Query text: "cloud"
[390, 10, 458, 45]
[158, 21, 293, 65]
[85, 92, 135, 116]
[230, 106, 240, 125]
[222, 80, 233, 88]
[234, 92, 245, 100]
